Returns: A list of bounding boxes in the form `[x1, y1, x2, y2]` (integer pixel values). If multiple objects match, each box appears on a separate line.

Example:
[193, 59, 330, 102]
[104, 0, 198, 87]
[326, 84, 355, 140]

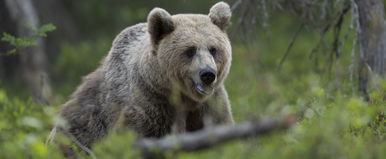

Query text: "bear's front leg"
[205, 85, 234, 125]
[185, 86, 234, 132]
[172, 107, 187, 134]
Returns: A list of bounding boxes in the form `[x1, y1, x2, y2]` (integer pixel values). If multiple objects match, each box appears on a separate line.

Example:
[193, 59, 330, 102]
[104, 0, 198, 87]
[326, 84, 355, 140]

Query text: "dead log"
[134, 115, 296, 158]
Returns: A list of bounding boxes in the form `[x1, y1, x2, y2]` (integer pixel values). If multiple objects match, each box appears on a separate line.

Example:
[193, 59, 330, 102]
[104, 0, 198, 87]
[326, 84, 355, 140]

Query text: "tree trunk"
[0, 0, 18, 77]
[32, 0, 80, 62]
[2, 0, 51, 104]
[355, 0, 386, 99]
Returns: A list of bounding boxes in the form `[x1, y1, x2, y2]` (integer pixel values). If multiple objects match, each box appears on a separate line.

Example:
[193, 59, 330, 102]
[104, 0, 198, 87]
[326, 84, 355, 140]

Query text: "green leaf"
[36, 23, 56, 37]
[5, 49, 17, 55]
[0, 23, 56, 55]
[14, 37, 37, 47]
[1, 33, 16, 45]
[26, 24, 38, 32]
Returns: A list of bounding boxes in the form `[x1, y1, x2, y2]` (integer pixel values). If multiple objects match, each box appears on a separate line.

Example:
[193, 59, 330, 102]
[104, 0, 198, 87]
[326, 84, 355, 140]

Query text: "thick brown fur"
[48, 2, 234, 149]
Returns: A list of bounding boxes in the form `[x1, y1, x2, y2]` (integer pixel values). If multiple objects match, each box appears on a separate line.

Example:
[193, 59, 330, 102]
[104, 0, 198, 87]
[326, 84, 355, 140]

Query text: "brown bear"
[48, 1, 234, 150]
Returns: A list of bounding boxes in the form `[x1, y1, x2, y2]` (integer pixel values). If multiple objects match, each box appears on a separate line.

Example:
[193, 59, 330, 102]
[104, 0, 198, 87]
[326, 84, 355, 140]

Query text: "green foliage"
[93, 132, 141, 158]
[52, 38, 111, 96]
[1, 23, 56, 55]
[0, 88, 63, 158]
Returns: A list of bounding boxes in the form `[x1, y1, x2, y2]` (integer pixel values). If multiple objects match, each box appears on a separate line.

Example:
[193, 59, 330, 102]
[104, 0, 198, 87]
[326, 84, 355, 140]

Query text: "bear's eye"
[184, 46, 196, 58]
[209, 47, 217, 57]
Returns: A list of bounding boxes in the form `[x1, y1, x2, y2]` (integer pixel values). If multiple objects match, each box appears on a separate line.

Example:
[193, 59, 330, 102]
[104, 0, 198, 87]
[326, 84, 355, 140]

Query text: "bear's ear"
[147, 8, 175, 46]
[208, 2, 231, 30]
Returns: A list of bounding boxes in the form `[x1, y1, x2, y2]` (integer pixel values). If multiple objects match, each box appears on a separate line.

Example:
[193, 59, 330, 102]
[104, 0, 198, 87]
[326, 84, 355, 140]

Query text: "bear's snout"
[193, 67, 217, 97]
[199, 68, 216, 85]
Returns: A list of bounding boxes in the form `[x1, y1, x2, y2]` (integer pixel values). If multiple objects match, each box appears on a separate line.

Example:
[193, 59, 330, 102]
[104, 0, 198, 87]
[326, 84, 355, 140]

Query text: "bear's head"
[147, 2, 232, 102]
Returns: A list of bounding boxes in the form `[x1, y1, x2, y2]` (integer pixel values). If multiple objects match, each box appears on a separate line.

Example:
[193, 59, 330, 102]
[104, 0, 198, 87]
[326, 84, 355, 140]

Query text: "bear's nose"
[200, 68, 216, 85]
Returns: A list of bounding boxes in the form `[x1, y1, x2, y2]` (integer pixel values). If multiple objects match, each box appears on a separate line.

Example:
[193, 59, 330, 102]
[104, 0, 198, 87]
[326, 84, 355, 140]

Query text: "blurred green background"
[0, 0, 385, 158]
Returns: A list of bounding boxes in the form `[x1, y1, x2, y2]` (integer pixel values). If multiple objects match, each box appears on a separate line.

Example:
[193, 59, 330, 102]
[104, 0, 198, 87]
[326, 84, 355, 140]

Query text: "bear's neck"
[138, 51, 171, 96]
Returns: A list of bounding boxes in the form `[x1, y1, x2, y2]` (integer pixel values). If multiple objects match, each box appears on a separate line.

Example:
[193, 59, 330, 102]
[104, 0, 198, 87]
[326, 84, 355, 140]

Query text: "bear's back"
[109, 23, 149, 62]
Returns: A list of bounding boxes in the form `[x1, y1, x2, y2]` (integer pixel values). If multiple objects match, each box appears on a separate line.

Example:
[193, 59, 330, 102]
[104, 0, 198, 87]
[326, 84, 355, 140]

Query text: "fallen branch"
[134, 115, 296, 158]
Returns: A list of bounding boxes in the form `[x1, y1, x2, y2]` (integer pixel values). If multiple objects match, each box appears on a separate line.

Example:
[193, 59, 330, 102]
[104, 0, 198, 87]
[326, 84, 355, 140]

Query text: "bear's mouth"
[192, 79, 214, 96]
[195, 83, 208, 95]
